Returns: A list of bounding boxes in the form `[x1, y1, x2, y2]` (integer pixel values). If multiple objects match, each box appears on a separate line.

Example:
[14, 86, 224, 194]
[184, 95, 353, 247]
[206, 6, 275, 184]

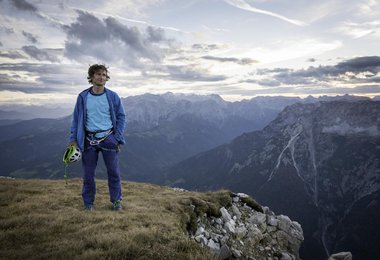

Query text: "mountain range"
[0, 93, 301, 181]
[163, 99, 380, 259]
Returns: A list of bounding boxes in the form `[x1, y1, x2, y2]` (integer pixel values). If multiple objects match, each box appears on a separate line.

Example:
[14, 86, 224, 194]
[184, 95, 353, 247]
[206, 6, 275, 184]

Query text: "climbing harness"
[62, 145, 82, 185]
[86, 129, 113, 146]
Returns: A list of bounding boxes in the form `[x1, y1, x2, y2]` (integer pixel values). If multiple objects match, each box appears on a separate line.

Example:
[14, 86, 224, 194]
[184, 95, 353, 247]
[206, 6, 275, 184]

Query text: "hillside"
[0, 178, 303, 259]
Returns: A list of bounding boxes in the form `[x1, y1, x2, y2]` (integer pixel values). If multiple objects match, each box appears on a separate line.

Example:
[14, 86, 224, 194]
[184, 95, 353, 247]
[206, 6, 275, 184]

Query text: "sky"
[1, 0, 380, 107]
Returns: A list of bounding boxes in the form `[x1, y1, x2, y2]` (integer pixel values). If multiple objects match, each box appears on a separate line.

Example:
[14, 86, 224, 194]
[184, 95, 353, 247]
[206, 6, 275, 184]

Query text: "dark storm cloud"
[165, 65, 227, 82]
[0, 50, 26, 59]
[256, 56, 380, 86]
[0, 62, 60, 73]
[22, 31, 38, 43]
[10, 0, 37, 12]
[0, 63, 84, 93]
[335, 56, 380, 73]
[0, 72, 57, 93]
[192, 44, 220, 51]
[256, 79, 281, 87]
[201, 55, 258, 65]
[63, 11, 170, 66]
[22, 45, 59, 62]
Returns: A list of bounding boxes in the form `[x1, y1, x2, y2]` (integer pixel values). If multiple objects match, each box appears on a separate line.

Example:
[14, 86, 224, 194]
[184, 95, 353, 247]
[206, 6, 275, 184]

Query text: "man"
[69, 64, 126, 211]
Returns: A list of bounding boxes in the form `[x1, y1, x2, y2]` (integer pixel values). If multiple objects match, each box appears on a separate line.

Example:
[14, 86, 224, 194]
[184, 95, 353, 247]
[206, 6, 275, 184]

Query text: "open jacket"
[70, 87, 126, 151]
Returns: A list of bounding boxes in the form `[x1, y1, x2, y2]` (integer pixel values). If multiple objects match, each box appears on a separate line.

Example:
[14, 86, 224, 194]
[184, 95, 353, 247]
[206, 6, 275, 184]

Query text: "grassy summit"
[0, 178, 233, 259]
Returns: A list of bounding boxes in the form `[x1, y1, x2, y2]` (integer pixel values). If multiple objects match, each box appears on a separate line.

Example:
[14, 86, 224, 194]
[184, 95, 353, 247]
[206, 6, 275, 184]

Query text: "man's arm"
[114, 95, 126, 145]
[69, 95, 81, 147]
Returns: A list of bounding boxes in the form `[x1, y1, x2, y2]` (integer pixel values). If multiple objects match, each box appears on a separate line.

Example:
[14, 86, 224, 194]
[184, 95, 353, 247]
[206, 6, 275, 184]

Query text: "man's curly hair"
[87, 64, 110, 84]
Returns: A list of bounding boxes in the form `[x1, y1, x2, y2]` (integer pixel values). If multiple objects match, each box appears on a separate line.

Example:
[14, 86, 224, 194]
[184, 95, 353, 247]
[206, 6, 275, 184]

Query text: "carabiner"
[90, 140, 100, 146]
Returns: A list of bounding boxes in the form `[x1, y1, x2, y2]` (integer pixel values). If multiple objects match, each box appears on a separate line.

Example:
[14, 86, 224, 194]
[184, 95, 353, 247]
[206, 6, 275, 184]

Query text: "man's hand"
[69, 141, 78, 147]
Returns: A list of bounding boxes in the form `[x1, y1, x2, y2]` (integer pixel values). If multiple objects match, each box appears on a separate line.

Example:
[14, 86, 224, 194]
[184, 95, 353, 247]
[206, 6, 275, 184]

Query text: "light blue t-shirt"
[85, 91, 113, 138]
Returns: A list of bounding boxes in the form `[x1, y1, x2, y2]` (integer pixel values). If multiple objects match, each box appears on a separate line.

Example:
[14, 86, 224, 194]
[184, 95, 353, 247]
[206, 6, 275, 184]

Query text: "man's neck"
[91, 85, 105, 94]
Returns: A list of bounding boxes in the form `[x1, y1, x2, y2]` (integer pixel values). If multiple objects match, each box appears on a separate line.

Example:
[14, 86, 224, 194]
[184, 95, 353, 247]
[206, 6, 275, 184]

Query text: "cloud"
[10, 0, 37, 12]
[224, 0, 307, 26]
[201, 55, 258, 65]
[335, 56, 380, 73]
[0, 62, 85, 94]
[21, 46, 59, 62]
[192, 44, 221, 51]
[0, 50, 26, 59]
[63, 11, 172, 67]
[337, 20, 380, 38]
[252, 56, 380, 87]
[70, 7, 187, 34]
[22, 31, 38, 43]
[164, 65, 227, 82]
[0, 26, 15, 35]
[0, 71, 58, 93]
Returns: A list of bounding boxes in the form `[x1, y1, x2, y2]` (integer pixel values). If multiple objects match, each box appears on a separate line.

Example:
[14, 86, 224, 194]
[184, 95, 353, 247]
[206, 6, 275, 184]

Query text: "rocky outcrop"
[328, 252, 352, 260]
[190, 193, 304, 259]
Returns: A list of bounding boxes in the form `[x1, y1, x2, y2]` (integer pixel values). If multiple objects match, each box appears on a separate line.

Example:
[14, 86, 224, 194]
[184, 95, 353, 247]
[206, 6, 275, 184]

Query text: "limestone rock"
[328, 252, 352, 260]
[220, 207, 232, 222]
[191, 194, 304, 259]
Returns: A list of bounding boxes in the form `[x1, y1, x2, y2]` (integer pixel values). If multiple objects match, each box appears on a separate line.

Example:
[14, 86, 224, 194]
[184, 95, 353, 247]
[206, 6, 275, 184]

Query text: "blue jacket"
[70, 87, 126, 151]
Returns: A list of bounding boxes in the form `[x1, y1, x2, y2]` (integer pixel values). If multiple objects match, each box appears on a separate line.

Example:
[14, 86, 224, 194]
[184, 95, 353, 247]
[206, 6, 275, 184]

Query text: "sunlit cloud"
[224, 0, 308, 26]
[336, 20, 380, 38]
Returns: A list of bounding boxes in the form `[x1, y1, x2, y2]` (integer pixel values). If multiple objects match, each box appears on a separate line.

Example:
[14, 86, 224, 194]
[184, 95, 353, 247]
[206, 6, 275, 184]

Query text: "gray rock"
[200, 236, 208, 246]
[267, 226, 277, 233]
[218, 244, 232, 260]
[328, 252, 353, 260]
[232, 204, 242, 219]
[275, 230, 290, 248]
[194, 234, 203, 243]
[224, 220, 236, 233]
[235, 225, 248, 239]
[280, 252, 293, 260]
[208, 239, 221, 252]
[215, 218, 223, 225]
[277, 215, 292, 233]
[195, 226, 205, 236]
[249, 212, 267, 226]
[290, 221, 304, 242]
[231, 247, 242, 258]
[268, 216, 279, 226]
[246, 226, 263, 244]
[220, 207, 232, 222]
[237, 192, 250, 198]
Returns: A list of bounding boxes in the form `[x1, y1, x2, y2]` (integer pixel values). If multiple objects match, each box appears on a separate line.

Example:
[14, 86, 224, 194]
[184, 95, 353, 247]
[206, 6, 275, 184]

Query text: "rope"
[64, 163, 69, 186]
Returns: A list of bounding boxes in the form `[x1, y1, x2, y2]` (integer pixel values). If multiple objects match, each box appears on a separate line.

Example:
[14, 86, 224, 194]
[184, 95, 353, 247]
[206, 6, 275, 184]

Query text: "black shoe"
[112, 200, 122, 211]
[84, 204, 94, 211]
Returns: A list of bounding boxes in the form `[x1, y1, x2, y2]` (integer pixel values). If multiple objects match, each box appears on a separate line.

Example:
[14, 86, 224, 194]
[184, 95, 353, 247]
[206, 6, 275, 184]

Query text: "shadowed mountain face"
[163, 101, 380, 260]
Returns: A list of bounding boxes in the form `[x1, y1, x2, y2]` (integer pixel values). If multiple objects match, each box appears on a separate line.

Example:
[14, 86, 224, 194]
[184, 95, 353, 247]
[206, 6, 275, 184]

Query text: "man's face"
[92, 69, 107, 87]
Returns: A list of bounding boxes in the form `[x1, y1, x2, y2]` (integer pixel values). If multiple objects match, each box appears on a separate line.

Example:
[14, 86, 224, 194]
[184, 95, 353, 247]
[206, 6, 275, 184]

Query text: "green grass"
[0, 178, 234, 259]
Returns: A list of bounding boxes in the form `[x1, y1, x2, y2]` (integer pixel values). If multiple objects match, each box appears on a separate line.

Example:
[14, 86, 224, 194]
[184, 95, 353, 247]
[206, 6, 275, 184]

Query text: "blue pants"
[81, 133, 122, 206]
